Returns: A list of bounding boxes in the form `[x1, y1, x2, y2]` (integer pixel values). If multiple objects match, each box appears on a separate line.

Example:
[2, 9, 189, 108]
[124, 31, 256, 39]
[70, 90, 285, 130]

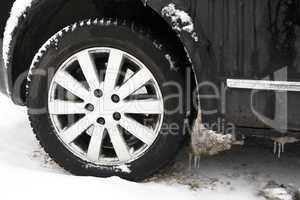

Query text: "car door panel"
[195, 0, 300, 131]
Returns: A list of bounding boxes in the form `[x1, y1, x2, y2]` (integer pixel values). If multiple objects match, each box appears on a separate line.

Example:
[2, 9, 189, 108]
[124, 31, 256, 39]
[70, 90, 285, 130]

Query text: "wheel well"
[10, 0, 196, 105]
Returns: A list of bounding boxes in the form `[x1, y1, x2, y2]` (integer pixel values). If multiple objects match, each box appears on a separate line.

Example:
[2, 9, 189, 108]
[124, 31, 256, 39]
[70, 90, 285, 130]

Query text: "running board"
[227, 79, 300, 92]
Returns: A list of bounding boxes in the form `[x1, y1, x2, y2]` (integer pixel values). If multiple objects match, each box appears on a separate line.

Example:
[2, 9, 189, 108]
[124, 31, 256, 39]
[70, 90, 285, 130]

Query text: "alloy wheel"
[48, 47, 164, 165]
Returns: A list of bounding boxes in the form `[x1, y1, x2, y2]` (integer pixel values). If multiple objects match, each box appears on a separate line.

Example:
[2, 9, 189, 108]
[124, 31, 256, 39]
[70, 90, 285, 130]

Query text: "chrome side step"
[227, 79, 300, 92]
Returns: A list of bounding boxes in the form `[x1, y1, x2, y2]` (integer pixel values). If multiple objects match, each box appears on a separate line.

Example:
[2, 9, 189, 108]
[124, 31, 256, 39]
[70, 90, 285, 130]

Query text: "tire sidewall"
[28, 21, 186, 181]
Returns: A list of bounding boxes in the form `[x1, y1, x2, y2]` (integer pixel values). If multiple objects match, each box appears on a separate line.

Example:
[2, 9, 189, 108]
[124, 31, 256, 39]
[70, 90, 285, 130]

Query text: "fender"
[143, 0, 214, 82]
[143, 0, 220, 124]
[2, 0, 66, 100]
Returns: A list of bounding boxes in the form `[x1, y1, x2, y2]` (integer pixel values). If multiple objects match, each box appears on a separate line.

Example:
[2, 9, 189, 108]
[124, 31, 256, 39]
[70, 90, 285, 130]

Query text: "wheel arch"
[143, 0, 211, 105]
[3, 0, 68, 104]
[143, 0, 220, 125]
[4, 0, 206, 111]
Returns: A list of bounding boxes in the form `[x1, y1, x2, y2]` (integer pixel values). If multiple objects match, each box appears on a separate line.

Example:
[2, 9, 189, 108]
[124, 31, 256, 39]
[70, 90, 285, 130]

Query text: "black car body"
[1, 0, 299, 137]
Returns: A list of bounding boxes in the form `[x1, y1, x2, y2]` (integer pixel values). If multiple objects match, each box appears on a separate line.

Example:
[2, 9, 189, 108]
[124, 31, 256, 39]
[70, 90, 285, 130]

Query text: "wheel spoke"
[104, 49, 124, 92]
[120, 99, 163, 114]
[61, 115, 93, 144]
[116, 69, 152, 100]
[87, 125, 105, 161]
[49, 100, 86, 115]
[54, 71, 90, 101]
[107, 125, 131, 161]
[77, 51, 100, 91]
[49, 47, 164, 165]
[119, 116, 154, 145]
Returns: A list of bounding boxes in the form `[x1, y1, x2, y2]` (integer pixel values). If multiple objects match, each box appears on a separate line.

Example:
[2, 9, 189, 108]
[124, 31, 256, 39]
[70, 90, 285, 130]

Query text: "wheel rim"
[48, 47, 164, 165]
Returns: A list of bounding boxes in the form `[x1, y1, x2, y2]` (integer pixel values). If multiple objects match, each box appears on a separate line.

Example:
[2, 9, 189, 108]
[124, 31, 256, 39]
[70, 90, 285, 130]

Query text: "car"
[0, 0, 299, 181]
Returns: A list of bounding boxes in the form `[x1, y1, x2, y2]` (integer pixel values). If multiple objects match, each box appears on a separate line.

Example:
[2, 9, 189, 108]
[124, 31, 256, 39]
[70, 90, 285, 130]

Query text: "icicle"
[189, 153, 193, 171]
[191, 155, 201, 169]
[196, 155, 201, 169]
[278, 142, 281, 159]
[274, 141, 283, 159]
[272, 137, 299, 158]
[193, 156, 197, 169]
[189, 154, 201, 170]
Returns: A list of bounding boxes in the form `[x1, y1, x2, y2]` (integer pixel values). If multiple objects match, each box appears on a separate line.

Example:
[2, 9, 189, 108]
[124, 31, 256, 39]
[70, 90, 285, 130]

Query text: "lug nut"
[94, 89, 103, 98]
[85, 103, 94, 112]
[97, 117, 106, 125]
[111, 94, 120, 103]
[113, 112, 121, 121]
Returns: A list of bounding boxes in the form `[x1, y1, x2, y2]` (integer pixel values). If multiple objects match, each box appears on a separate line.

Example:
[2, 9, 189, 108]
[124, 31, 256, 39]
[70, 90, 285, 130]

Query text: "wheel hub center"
[89, 91, 122, 124]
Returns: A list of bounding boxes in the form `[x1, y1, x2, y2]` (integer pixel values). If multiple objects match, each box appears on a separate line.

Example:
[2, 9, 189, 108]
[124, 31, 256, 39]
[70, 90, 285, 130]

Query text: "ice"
[272, 137, 299, 158]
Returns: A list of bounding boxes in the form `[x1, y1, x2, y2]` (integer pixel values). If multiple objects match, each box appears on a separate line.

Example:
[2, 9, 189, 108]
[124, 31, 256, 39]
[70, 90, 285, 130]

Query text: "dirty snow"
[262, 187, 293, 200]
[191, 109, 234, 156]
[260, 181, 298, 200]
[3, 0, 35, 68]
[1, 93, 300, 199]
[162, 3, 199, 42]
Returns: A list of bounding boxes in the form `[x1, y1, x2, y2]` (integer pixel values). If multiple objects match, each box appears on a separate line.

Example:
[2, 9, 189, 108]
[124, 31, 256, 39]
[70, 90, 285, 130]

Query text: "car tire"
[27, 19, 186, 181]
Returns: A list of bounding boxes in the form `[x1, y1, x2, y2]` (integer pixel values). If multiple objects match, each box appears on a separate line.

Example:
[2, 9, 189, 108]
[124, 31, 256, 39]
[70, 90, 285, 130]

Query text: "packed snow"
[161, 3, 199, 42]
[1, 94, 300, 199]
[191, 110, 234, 156]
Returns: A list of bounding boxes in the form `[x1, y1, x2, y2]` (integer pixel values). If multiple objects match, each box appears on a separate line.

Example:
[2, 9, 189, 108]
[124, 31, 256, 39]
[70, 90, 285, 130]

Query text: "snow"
[3, 0, 36, 69]
[0, 39, 10, 96]
[115, 165, 132, 173]
[262, 188, 293, 200]
[1, 93, 300, 199]
[260, 181, 298, 200]
[143, 0, 148, 7]
[191, 109, 234, 156]
[165, 54, 178, 71]
[161, 3, 199, 42]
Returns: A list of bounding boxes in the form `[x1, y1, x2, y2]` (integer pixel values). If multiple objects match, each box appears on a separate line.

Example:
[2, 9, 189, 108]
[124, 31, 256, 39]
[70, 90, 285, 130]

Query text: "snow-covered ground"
[0, 93, 300, 200]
